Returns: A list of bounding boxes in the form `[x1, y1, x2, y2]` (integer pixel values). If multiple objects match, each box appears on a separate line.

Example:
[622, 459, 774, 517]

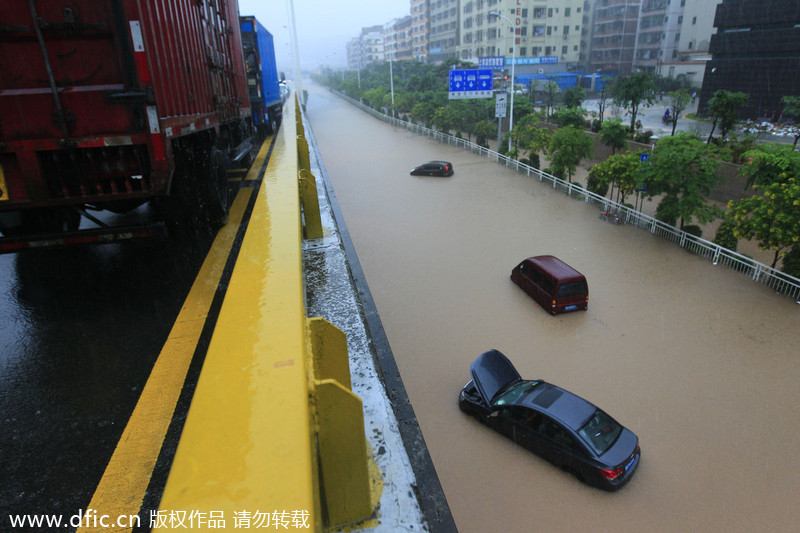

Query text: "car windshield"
[578, 410, 622, 455]
[493, 380, 539, 406]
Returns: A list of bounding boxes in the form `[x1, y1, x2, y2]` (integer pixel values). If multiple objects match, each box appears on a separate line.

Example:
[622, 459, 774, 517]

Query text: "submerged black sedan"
[409, 161, 454, 176]
[459, 350, 640, 491]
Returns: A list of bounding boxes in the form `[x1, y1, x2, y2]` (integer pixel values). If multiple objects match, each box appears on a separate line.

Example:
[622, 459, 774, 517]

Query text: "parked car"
[459, 349, 640, 491]
[410, 161, 454, 177]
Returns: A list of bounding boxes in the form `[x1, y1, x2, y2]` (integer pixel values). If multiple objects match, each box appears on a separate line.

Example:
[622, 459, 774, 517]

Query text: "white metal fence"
[339, 92, 800, 303]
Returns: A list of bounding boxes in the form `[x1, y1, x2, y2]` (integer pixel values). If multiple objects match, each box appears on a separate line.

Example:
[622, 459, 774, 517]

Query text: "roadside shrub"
[683, 225, 703, 238]
[634, 130, 654, 144]
[713, 219, 739, 251]
[655, 195, 679, 226]
[586, 171, 609, 197]
[781, 246, 800, 278]
[520, 154, 540, 169]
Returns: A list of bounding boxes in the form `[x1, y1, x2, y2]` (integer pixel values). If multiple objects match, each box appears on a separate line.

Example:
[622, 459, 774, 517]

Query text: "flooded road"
[306, 84, 800, 533]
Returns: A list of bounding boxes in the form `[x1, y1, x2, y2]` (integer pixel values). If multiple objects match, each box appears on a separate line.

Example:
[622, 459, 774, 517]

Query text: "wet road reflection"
[307, 83, 800, 533]
[0, 224, 214, 525]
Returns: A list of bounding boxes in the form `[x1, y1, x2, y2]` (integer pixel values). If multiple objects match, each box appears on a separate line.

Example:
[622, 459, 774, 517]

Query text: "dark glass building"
[698, 0, 800, 120]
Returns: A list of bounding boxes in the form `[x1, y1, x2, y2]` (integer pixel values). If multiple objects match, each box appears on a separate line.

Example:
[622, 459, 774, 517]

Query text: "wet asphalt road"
[0, 217, 215, 527]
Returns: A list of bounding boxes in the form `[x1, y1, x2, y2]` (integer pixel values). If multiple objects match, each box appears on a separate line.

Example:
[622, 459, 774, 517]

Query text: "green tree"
[547, 125, 594, 183]
[588, 151, 644, 204]
[411, 102, 436, 127]
[513, 113, 551, 161]
[706, 90, 749, 143]
[727, 177, 800, 268]
[639, 132, 724, 229]
[363, 87, 386, 110]
[667, 88, 691, 136]
[552, 107, 588, 129]
[563, 86, 586, 108]
[542, 80, 560, 117]
[598, 118, 628, 155]
[474, 120, 496, 148]
[738, 143, 800, 189]
[595, 81, 613, 126]
[432, 105, 457, 133]
[612, 73, 657, 135]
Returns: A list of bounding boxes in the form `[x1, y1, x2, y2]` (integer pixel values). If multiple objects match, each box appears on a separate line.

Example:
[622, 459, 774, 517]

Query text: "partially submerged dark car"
[459, 349, 640, 491]
[410, 161, 454, 177]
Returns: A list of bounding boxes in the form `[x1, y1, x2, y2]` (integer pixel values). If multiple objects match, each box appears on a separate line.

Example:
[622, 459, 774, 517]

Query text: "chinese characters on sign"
[508, 56, 559, 66]
[495, 92, 508, 118]
[479, 56, 506, 69]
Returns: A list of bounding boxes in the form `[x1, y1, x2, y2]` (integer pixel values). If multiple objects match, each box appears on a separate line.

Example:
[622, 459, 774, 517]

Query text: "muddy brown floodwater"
[305, 83, 800, 533]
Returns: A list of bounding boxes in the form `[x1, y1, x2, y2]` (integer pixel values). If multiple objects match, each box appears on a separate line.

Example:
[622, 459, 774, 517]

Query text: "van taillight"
[551, 299, 556, 308]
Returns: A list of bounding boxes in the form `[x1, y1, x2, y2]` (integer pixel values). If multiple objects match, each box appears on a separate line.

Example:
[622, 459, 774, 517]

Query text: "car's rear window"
[578, 410, 622, 455]
[558, 281, 587, 297]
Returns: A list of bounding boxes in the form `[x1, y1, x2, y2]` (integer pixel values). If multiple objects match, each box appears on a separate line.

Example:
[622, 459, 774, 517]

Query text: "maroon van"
[511, 256, 588, 315]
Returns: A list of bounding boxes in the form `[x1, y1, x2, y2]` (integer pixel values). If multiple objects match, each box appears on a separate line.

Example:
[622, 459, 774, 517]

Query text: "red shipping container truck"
[0, 0, 255, 248]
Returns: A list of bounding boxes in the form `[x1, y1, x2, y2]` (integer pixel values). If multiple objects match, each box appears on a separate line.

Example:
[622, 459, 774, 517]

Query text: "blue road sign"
[449, 69, 493, 99]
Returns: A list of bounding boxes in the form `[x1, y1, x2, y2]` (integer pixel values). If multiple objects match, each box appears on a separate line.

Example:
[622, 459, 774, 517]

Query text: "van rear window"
[558, 281, 587, 297]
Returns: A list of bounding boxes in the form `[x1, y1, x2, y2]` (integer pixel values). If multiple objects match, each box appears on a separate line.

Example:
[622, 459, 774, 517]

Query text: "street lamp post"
[488, 10, 516, 153]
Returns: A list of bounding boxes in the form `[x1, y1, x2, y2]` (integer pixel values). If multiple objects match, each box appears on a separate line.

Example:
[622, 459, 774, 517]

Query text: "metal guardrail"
[338, 92, 800, 303]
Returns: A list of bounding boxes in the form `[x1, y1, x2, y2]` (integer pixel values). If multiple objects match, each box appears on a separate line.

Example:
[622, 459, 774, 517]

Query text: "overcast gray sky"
[238, 0, 409, 73]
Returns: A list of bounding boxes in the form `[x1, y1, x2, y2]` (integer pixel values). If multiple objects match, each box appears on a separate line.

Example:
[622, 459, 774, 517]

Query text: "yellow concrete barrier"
[156, 94, 373, 531]
[299, 168, 323, 239]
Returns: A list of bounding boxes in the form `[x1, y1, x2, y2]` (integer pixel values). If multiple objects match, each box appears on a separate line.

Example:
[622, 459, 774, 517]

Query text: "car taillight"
[600, 467, 623, 481]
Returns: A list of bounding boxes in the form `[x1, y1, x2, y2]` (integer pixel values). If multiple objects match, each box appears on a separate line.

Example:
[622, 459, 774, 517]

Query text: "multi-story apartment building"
[586, 0, 640, 76]
[363, 25, 385, 64]
[585, 0, 721, 83]
[429, 0, 460, 64]
[659, 0, 722, 87]
[346, 26, 385, 69]
[385, 16, 415, 61]
[411, 0, 430, 61]
[347, 37, 362, 71]
[344, 0, 723, 91]
[458, 0, 584, 75]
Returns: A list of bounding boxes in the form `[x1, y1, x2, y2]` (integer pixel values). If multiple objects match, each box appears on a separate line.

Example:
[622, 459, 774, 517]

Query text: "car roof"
[521, 383, 596, 430]
[524, 255, 585, 282]
[470, 349, 521, 405]
[424, 161, 451, 165]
